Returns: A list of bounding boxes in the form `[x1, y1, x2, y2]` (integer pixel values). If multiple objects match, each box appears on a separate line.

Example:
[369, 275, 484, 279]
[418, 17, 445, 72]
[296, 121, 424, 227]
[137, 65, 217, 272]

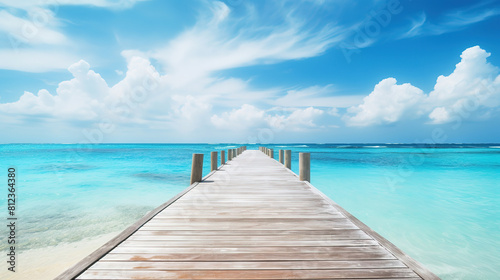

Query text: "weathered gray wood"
[190, 153, 204, 184]
[279, 149, 284, 164]
[221, 150, 225, 165]
[210, 151, 217, 171]
[285, 149, 292, 169]
[77, 268, 420, 279]
[299, 152, 310, 182]
[90, 260, 405, 270]
[63, 149, 438, 280]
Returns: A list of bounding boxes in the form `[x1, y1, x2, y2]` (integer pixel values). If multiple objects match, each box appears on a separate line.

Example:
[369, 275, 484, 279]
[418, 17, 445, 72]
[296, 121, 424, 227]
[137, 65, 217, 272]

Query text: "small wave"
[364, 145, 387, 148]
[133, 173, 171, 181]
[489, 146, 500, 149]
[292, 145, 309, 148]
[40, 164, 95, 172]
[215, 146, 237, 149]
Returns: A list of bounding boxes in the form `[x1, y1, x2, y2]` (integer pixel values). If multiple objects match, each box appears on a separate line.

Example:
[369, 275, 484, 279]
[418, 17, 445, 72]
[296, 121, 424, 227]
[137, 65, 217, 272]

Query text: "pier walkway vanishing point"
[57, 148, 439, 279]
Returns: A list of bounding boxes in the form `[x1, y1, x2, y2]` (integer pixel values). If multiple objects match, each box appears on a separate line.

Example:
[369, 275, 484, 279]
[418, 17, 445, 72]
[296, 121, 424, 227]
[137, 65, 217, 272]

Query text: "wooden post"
[190, 154, 204, 185]
[228, 149, 232, 161]
[270, 149, 274, 159]
[211, 151, 217, 171]
[279, 150, 284, 164]
[285, 150, 291, 169]
[299, 152, 310, 182]
[221, 150, 225, 165]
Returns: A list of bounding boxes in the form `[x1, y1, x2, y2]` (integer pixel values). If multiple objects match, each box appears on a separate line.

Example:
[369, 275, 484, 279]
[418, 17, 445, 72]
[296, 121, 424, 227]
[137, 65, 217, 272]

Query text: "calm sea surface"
[1, 144, 499, 279]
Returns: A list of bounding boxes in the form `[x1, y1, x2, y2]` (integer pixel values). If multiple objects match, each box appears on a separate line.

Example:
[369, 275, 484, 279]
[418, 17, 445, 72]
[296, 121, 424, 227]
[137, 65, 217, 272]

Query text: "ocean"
[0, 144, 499, 279]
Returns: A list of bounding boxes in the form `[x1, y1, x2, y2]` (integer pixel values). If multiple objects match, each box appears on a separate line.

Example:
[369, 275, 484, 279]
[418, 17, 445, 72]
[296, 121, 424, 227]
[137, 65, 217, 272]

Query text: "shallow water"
[0, 143, 498, 279]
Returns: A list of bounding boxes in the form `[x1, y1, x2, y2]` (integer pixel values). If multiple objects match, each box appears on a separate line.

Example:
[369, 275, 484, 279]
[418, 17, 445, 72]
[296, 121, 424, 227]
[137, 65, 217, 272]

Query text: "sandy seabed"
[1, 231, 120, 280]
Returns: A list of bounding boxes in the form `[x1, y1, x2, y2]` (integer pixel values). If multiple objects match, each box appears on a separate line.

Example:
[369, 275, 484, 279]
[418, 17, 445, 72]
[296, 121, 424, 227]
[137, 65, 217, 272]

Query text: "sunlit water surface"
[0, 144, 498, 279]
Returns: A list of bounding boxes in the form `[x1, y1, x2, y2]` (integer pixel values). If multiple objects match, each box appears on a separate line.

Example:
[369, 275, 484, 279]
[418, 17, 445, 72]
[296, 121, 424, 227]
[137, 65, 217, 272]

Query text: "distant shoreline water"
[1, 143, 499, 280]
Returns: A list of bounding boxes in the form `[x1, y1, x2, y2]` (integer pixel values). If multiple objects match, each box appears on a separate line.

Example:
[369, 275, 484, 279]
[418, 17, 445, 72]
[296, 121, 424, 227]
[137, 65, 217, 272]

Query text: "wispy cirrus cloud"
[0, 0, 149, 72]
[273, 85, 363, 108]
[151, 1, 346, 87]
[401, 4, 500, 38]
[0, 0, 149, 10]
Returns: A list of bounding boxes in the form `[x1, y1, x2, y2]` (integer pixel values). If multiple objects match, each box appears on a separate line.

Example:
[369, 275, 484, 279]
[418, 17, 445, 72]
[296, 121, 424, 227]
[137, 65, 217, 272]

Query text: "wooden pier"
[58, 148, 439, 279]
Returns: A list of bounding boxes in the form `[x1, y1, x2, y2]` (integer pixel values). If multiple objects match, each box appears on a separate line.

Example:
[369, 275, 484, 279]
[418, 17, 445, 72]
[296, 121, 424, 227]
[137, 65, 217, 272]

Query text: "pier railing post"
[211, 151, 218, 171]
[221, 150, 225, 165]
[285, 150, 291, 169]
[279, 150, 284, 164]
[299, 152, 310, 182]
[228, 149, 232, 161]
[270, 149, 274, 159]
[190, 154, 204, 185]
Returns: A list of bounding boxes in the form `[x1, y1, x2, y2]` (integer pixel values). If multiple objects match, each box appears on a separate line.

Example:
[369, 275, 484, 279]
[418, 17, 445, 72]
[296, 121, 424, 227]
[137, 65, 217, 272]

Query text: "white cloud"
[344, 78, 425, 126]
[0, 60, 108, 121]
[212, 105, 326, 132]
[344, 46, 500, 126]
[327, 107, 339, 116]
[272, 107, 324, 130]
[427, 46, 500, 124]
[211, 104, 266, 129]
[274, 85, 364, 108]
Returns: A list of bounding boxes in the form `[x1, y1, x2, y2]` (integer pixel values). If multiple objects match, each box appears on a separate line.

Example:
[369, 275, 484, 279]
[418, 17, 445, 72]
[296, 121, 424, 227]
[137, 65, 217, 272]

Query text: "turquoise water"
[1, 144, 499, 279]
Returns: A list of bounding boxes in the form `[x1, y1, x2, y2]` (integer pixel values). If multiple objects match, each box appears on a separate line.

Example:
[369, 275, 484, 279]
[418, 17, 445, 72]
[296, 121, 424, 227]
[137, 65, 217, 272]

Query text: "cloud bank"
[344, 46, 500, 127]
[0, 0, 499, 142]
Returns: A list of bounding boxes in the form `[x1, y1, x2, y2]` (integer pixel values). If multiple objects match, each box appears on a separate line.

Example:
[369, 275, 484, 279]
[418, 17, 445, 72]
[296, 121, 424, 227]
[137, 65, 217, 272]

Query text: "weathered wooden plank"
[133, 229, 366, 235]
[129, 231, 371, 240]
[118, 239, 379, 247]
[90, 260, 407, 270]
[140, 224, 360, 230]
[107, 245, 390, 254]
[100, 252, 397, 261]
[77, 268, 420, 279]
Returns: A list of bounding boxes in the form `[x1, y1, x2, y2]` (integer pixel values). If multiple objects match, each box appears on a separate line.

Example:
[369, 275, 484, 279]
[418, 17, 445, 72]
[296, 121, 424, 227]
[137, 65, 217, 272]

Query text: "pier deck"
[58, 149, 439, 279]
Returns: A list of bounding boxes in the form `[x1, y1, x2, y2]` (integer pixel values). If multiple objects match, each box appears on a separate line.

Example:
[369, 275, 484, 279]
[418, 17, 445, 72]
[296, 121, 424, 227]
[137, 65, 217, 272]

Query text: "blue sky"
[0, 0, 499, 143]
